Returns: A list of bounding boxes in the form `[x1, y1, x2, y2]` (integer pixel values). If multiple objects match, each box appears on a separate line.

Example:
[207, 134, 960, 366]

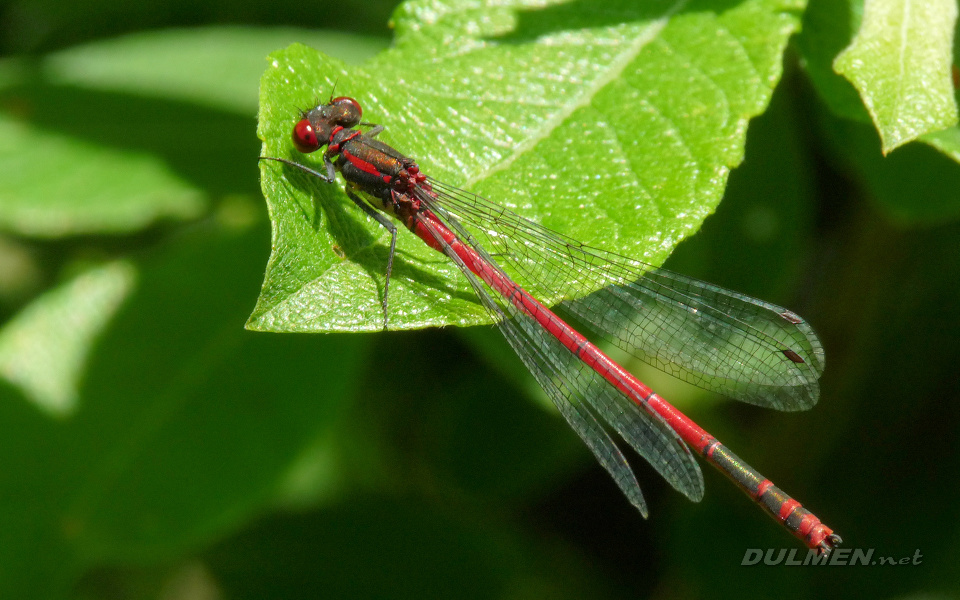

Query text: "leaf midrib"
[462, 0, 689, 190]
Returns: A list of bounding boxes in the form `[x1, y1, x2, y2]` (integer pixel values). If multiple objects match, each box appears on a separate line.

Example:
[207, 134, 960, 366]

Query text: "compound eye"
[331, 96, 362, 126]
[292, 118, 320, 153]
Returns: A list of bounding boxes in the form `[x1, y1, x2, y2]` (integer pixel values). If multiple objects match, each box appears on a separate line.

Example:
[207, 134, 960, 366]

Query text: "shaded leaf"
[794, 0, 870, 121]
[0, 27, 387, 238]
[0, 112, 205, 237]
[41, 26, 389, 114]
[921, 125, 960, 162]
[818, 103, 960, 225]
[0, 223, 367, 598]
[0, 261, 137, 417]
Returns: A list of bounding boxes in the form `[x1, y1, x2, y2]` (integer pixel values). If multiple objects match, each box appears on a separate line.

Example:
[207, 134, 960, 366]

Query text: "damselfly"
[261, 94, 840, 553]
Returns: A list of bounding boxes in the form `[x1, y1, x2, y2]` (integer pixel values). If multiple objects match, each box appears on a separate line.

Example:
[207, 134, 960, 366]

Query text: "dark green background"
[1, 0, 957, 598]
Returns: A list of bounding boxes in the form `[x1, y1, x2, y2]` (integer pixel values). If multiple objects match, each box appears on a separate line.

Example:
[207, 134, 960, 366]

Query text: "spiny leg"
[343, 186, 396, 330]
[258, 155, 337, 183]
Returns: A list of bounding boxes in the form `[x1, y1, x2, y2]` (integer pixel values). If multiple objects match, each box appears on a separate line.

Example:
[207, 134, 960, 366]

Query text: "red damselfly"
[261, 94, 841, 554]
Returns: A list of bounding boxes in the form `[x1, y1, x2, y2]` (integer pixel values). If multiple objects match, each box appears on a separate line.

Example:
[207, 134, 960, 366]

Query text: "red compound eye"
[292, 118, 320, 153]
[332, 96, 362, 119]
[330, 96, 362, 126]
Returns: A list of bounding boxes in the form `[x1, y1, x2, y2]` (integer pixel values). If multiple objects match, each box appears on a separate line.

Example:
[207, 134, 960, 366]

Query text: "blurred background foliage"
[0, 0, 958, 598]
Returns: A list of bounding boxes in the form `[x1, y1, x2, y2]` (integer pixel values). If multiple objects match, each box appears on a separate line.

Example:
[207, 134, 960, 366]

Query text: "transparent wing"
[413, 193, 705, 509]
[427, 179, 824, 412]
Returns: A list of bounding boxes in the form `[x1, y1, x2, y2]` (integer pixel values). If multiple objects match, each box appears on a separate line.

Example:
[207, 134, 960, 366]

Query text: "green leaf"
[0, 27, 387, 238]
[0, 223, 368, 597]
[921, 125, 960, 162]
[41, 26, 389, 115]
[0, 261, 137, 417]
[794, 0, 870, 122]
[249, 0, 806, 333]
[0, 112, 206, 237]
[833, 0, 959, 153]
[819, 106, 960, 225]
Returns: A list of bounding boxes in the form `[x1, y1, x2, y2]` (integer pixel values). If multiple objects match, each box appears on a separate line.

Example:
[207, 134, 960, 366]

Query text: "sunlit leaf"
[250, 0, 806, 332]
[833, 0, 959, 153]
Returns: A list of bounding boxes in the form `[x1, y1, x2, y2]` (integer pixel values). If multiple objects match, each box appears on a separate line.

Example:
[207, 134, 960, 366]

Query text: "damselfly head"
[292, 96, 364, 154]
